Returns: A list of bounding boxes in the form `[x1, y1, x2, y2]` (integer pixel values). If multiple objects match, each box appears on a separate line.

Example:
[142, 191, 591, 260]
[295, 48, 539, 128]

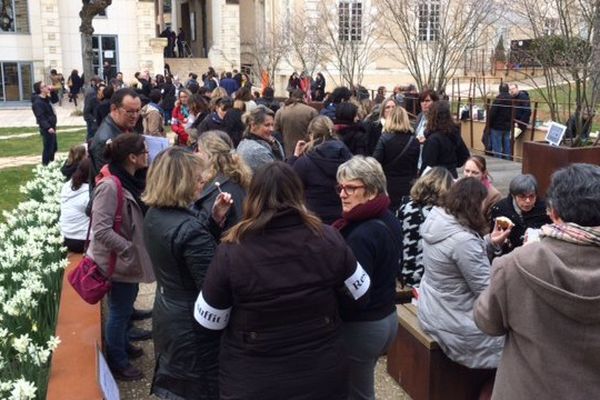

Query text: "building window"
[418, 0, 440, 42]
[0, 0, 29, 33]
[339, 1, 362, 42]
[543, 18, 558, 36]
[0, 61, 32, 102]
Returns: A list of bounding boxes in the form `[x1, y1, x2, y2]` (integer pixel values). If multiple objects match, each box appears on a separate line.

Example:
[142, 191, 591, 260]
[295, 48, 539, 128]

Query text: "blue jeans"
[105, 282, 138, 369]
[490, 129, 511, 159]
[342, 312, 398, 400]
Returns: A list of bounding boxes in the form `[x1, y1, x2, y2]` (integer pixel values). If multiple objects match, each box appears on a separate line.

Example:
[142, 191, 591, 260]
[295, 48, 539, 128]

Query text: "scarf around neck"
[332, 194, 391, 231]
[540, 223, 600, 246]
[108, 163, 148, 215]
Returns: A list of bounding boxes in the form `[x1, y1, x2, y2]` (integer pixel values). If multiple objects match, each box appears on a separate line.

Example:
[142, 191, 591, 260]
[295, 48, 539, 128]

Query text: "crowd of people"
[40, 66, 600, 400]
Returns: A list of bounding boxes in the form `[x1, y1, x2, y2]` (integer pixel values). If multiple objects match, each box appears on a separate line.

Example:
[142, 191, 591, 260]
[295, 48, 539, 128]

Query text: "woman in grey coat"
[417, 177, 510, 369]
[236, 106, 285, 173]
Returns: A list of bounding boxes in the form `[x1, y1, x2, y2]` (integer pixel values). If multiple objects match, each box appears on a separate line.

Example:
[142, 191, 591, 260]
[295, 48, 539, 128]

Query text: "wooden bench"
[46, 253, 103, 400]
[395, 281, 414, 304]
[387, 304, 494, 400]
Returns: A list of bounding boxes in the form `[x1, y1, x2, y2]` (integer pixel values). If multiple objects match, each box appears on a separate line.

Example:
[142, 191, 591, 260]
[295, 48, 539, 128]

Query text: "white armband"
[194, 292, 231, 330]
[344, 262, 371, 300]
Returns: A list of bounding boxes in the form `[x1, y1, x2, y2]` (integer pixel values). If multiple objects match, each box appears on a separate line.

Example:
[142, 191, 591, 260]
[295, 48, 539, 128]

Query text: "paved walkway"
[0, 153, 68, 170]
[0, 99, 85, 127]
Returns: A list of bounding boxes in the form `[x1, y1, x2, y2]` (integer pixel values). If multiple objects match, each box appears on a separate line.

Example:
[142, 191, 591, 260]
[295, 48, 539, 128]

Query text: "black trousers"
[41, 130, 58, 166]
[64, 238, 85, 253]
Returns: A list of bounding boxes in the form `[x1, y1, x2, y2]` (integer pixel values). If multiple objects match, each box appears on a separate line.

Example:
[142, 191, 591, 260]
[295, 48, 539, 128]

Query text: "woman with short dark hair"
[417, 177, 510, 371]
[334, 102, 370, 156]
[490, 173, 551, 255]
[475, 163, 600, 400]
[420, 100, 470, 178]
[196, 162, 366, 399]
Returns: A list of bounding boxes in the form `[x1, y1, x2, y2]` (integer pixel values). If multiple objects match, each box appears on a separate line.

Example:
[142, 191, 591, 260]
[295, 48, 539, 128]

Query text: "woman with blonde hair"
[396, 167, 454, 287]
[196, 162, 367, 399]
[195, 130, 251, 230]
[288, 115, 352, 223]
[143, 146, 232, 399]
[373, 106, 420, 209]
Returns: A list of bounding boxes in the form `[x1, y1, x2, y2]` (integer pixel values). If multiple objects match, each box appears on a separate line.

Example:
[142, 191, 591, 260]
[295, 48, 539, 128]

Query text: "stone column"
[39, 0, 63, 77]
[137, 1, 162, 75]
[208, 0, 240, 70]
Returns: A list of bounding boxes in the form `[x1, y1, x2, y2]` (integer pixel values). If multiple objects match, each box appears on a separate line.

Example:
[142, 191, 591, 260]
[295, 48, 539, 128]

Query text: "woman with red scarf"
[332, 155, 402, 399]
[171, 89, 191, 145]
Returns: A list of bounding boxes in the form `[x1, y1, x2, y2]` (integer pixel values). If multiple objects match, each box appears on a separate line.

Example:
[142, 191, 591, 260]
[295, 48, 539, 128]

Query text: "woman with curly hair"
[194, 130, 251, 230]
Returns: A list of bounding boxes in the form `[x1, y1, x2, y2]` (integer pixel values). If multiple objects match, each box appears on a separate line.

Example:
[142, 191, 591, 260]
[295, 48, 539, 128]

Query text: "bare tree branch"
[380, 0, 500, 92]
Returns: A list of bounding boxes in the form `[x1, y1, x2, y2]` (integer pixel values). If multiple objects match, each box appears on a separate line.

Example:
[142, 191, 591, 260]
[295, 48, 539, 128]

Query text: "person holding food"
[417, 177, 511, 373]
[490, 174, 551, 255]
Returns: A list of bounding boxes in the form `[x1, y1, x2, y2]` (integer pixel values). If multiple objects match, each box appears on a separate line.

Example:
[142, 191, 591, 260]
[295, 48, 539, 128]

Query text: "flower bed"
[0, 161, 67, 399]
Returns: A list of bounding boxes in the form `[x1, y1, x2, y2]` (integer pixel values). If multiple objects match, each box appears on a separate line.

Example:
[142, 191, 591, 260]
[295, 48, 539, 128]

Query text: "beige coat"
[141, 103, 165, 137]
[274, 102, 318, 158]
[474, 237, 600, 400]
[87, 178, 155, 283]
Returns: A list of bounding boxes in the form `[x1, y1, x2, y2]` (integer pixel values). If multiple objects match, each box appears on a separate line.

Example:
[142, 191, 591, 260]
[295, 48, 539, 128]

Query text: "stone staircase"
[164, 57, 213, 79]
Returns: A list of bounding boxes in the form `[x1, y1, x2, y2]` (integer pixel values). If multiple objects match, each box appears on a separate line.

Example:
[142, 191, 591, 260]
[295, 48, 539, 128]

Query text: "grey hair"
[509, 174, 538, 197]
[242, 105, 274, 130]
[547, 163, 600, 226]
[337, 156, 387, 196]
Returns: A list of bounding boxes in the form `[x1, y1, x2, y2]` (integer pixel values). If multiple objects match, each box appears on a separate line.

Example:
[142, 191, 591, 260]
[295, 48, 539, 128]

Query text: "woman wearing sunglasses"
[333, 156, 402, 399]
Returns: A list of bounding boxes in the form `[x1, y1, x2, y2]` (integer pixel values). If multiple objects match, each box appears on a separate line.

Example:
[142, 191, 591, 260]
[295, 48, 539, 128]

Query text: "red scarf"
[332, 194, 391, 231]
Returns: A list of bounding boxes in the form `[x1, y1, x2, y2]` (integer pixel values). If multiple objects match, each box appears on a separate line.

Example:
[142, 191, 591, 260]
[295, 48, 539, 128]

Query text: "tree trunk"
[79, 1, 112, 88]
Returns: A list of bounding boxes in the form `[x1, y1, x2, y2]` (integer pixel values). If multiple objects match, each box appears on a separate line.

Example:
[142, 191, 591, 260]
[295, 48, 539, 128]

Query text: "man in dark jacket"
[83, 75, 102, 140]
[509, 83, 531, 132]
[31, 81, 59, 165]
[487, 83, 513, 159]
[89, 88, 142, 183]
[219, 72, 239, 96]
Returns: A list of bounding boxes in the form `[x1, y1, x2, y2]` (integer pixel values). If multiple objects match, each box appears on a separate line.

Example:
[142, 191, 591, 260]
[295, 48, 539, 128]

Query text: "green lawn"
[0, 165, 35, 222]
[0, 129, 87, 158]
[0, 126, 85, 137]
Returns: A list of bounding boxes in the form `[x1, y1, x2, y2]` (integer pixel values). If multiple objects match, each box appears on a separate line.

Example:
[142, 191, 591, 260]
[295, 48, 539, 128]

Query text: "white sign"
[544, 121, 567, 146]
[97, 345, 120, 400]
[104, 50, 114, 58]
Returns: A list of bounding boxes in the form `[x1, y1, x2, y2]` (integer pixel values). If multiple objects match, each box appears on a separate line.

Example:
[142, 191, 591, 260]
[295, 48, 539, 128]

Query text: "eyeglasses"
[516, 193, 536, 201]
[336, 184, 365, 195]
[384, 104, 396, 109]
[421, 99, 433, 103]
[120, 107, 141, 116]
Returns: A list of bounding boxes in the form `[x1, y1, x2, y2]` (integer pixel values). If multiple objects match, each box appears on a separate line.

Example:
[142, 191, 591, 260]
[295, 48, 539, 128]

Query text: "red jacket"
[171, 104, 189, 145]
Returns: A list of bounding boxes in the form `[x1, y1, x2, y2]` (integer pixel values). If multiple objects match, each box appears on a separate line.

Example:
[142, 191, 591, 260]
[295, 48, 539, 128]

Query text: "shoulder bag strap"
[385, 135, 415, 169]
[106, 175, 124, 277]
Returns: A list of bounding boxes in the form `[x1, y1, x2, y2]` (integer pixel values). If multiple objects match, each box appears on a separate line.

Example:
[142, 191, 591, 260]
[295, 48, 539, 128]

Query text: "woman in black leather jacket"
[142, 147, 232, 400]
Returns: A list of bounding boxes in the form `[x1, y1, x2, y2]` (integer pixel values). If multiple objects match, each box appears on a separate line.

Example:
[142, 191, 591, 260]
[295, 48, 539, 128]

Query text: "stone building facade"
[0, 0, 163, 103]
